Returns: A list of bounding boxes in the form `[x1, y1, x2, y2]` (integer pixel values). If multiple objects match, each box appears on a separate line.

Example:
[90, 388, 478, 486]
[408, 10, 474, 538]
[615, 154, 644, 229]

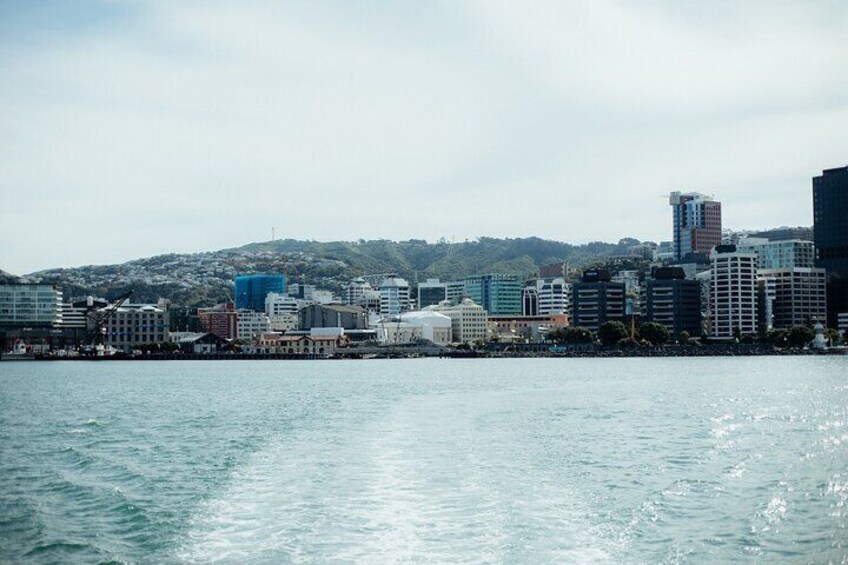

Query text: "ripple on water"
[1, 357, 847, 563]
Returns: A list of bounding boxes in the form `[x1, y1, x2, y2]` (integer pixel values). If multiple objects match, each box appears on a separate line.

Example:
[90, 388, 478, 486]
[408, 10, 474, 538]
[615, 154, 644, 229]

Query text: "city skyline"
[2, 2, 847, 275]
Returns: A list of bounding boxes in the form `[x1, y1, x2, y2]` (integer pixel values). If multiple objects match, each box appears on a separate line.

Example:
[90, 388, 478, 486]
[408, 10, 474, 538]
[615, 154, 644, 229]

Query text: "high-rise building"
[670, 192, 722, 261]
[710, 245, 758, 339]
[813, 166, 848, 327]
[379, 276, 410, 316]
[536, 278, 570, 315]
[522, 285, 539, 316]
[465, 274, 522, 316]
[644, 267, 702, 338]
[417, 279, 448, 309]
[758, 268, 827, 329]
[234, 274, 285, 311]
[571, 269, 625, 331]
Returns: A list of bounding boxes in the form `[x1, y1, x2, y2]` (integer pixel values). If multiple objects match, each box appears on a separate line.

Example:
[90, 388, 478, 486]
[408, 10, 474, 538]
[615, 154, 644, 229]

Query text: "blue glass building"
[234, 274, 286, 311]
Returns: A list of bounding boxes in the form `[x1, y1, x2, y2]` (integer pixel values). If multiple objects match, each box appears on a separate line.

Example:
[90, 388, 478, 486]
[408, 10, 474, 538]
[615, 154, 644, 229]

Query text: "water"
[1, 357, 847, 563]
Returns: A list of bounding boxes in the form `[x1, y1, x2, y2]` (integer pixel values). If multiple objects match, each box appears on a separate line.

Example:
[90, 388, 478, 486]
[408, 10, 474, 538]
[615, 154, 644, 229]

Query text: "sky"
[1, 0, 846, 275]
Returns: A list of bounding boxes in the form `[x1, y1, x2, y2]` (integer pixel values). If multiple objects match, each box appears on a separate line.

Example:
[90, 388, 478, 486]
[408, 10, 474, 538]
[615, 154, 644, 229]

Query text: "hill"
[21, 236, 654, 307]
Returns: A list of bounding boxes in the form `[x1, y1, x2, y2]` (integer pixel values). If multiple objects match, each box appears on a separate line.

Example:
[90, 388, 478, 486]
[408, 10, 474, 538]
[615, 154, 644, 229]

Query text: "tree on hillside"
[597, 321, 628, 346]
[638, 322, 670, 346]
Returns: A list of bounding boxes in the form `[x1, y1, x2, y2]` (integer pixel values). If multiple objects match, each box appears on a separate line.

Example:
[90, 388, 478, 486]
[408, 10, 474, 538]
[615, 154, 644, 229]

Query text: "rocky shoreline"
[12, 343, 846, 361]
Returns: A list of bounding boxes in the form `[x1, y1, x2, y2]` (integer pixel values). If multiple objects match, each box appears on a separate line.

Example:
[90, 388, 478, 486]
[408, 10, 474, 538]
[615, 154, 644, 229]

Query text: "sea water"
[1, 357, 847, 563]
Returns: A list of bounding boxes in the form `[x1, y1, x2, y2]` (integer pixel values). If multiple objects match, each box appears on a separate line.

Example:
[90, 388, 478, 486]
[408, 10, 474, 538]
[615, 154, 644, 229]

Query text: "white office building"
[265, 292, 300, 332]
[236, 310, 271, 341]
[536, 278, 570, 315]
[710, 246, 758, 339]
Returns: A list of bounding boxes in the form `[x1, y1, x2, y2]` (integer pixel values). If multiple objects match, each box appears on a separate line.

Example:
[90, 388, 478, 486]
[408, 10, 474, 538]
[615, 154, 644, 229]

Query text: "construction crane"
[82, 290, 134, 354]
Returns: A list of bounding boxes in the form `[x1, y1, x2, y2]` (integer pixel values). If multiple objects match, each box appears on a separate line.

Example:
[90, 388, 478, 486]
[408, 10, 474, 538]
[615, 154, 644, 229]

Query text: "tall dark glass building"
[813, 166, 848, 327]
[234, 274, 286, 311]
[645, 267, 702, 338]
[571, 269, 625, 331]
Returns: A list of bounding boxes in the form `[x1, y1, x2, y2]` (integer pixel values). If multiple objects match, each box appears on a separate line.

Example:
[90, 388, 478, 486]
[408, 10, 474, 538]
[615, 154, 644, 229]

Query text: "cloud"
[0, 0, 846, 274]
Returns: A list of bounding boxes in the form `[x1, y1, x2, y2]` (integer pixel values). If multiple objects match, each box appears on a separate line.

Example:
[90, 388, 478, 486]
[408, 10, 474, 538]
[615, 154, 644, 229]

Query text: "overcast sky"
[1, 1, 846, 274]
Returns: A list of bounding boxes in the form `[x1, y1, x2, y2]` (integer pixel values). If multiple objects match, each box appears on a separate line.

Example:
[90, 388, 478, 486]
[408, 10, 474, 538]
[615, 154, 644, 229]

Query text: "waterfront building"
[58, 298, 98, 330]
[487, 313, 569, 342]
[813, 166, 848, 327]
[571, 269, 625, 331]
[264, 292, 299, 332]
[396, 311, 453, 346]
[644, 267, 702, 338]
[465, 274, 522, 316]
[758, 268, 827, 328]
[737, 238, 815, 269]
[235, 310, 271, 341]
[0, 284, 63, 327]
[417, 279, 448, 309]
[198, 301, 238, 340]
[710, 245, 758, 339]
[255, 333, 348, 356]
[430, 298, 487, 344]
[299, 304, 368, 330]
[522, 286, 539, 316]
[376, 321, 422, 346]
[379, 276, 410, 316]
[103, 300, 170, 352]
[234, 274, 285, 311]
[670, 192, 722, 261]
[168, 332, 228, 354]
